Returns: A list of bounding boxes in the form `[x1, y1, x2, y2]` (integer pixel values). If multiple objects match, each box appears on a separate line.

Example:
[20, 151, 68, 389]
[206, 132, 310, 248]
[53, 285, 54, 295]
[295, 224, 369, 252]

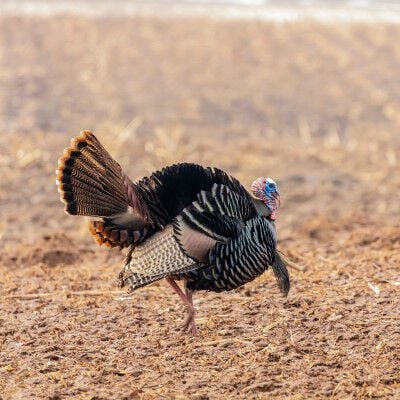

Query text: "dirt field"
[0, 16, 399, 399]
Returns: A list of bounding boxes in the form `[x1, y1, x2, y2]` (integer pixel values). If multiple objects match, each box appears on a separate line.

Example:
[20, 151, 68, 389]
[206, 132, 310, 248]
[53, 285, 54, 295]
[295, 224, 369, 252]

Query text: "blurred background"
[1, 1, 399, 399]
[1, 0, 400, 243]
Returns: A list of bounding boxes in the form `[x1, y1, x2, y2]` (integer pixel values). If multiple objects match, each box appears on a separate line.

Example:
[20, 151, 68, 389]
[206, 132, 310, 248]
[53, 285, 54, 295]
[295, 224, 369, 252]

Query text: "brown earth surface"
[0, 16, 399, 399]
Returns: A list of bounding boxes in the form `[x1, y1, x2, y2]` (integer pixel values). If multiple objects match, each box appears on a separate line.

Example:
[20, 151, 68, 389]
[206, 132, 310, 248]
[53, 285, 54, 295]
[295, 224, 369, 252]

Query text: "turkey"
[56, 131, 289, 333]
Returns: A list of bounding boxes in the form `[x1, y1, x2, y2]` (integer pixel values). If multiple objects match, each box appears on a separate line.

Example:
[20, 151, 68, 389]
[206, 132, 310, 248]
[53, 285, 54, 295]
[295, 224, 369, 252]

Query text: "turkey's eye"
[267, 183, 275, 189]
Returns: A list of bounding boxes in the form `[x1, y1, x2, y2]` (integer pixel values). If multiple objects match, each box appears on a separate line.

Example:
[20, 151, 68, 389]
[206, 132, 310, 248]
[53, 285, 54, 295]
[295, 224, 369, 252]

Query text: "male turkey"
[56, 131, 289, 333]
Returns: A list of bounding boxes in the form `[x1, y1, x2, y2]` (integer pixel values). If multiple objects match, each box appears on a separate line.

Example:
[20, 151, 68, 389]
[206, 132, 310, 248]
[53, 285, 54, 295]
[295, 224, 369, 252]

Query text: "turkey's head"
[251, 177, 280, 220]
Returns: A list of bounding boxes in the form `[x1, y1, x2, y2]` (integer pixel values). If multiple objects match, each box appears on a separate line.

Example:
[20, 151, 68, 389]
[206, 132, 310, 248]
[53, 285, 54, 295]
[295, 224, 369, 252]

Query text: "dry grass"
[0, 15, 399, 399]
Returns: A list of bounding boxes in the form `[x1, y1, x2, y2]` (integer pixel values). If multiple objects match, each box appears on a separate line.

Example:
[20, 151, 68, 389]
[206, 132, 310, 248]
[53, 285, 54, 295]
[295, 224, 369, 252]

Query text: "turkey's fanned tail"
[57, 131, 152, 248]
[56, 130, 129, 217]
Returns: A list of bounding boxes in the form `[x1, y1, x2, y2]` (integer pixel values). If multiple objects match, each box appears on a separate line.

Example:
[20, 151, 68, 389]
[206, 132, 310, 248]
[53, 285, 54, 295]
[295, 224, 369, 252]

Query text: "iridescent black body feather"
[133, 163, 254, 228]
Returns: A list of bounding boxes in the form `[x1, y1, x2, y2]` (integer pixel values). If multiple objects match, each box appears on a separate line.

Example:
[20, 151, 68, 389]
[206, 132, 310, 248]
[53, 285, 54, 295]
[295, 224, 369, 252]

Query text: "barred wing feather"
[187, 216, 279, 292]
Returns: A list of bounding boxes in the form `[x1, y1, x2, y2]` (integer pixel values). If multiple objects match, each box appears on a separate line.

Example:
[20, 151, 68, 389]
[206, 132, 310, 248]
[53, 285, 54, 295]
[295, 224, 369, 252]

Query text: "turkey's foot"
[166, 277, 198, 334]
[182, 307, 197, 334]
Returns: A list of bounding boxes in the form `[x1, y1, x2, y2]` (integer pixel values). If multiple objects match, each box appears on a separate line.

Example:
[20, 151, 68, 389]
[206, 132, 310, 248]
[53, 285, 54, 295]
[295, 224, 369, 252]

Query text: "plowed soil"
[0, 16, 399, 399]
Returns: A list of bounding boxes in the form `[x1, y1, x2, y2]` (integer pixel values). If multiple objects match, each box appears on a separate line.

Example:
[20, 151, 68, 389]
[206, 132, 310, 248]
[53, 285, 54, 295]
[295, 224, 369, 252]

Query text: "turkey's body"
[57, 131, 289, 333]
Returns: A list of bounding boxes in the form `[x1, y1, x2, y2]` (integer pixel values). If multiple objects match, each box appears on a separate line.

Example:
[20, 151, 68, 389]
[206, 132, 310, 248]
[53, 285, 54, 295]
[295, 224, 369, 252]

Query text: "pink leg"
[183, 282, 197, 334]
[166, 277, 197, 334]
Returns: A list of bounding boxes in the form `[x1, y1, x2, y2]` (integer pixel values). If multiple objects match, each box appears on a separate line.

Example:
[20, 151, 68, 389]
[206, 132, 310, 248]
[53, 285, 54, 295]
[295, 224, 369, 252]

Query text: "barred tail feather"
[89, 220, 150, 248]
[56, 131, 129, 217]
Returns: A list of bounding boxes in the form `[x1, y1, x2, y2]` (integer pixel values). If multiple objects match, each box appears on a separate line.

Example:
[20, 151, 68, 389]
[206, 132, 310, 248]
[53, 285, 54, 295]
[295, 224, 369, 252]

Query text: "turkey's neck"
[252, 198, 271, 218]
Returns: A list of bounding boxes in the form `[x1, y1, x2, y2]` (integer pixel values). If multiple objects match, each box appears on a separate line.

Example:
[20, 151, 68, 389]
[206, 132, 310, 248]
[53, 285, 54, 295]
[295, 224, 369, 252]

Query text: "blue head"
[251, 177, 280, 220]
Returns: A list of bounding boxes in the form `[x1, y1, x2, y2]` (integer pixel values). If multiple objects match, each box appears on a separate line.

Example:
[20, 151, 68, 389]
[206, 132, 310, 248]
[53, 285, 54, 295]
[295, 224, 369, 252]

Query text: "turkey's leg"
[166, 277, 197, 334]
[183, 281, 197, 334]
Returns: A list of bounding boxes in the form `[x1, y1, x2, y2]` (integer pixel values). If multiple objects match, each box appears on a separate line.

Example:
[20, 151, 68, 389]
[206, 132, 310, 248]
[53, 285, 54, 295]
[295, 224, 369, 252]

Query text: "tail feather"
[272, 251, 290, 296]
[57, 131, 129, 217]
[89, 220, 150, 248]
